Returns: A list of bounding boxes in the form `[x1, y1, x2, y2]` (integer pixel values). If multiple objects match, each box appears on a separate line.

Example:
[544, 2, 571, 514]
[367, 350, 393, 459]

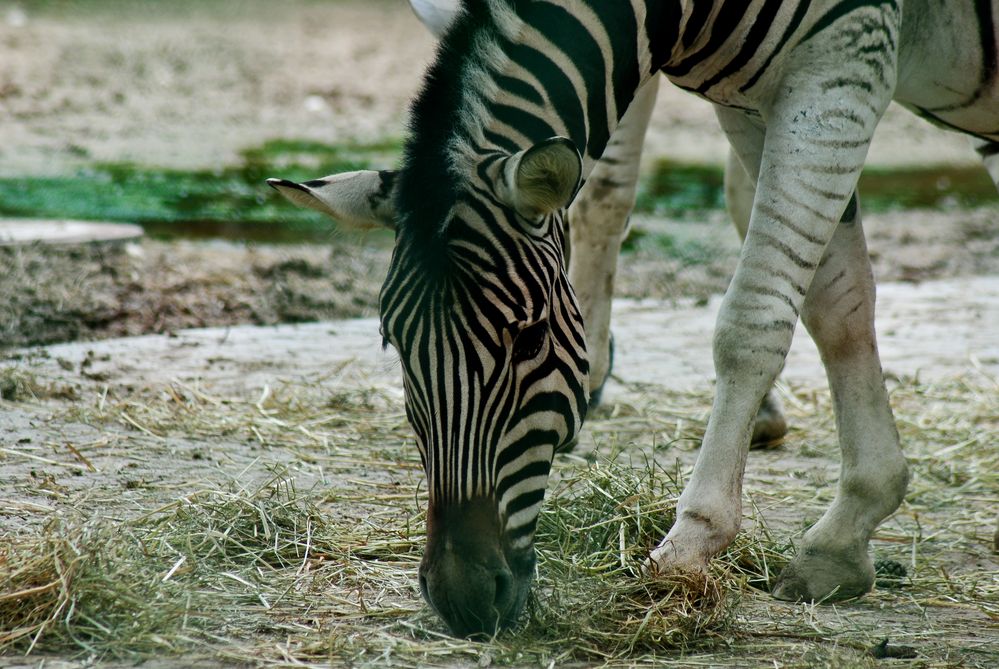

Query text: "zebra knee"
[711, 316, 790, 416]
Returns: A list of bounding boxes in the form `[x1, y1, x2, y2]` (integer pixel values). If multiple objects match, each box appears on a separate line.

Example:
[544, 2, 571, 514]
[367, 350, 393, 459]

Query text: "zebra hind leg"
[724, 149, 788, 448]
[567, 79, 658, 412]
[771, 194, 908, 602]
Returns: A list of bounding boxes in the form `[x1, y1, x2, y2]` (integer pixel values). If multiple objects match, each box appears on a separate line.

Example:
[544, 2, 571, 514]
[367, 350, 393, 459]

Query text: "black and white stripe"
[277, 0, 998, 633]
[387, 0, 996, 548]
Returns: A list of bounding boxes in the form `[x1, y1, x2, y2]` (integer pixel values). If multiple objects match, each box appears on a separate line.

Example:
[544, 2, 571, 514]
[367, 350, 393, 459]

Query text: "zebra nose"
[419, 544, 520, 638]
[419, 498, 534, 637]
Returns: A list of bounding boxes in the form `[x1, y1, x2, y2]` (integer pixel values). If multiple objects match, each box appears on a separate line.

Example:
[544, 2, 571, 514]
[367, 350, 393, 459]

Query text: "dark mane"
[394, 0, 502, 240]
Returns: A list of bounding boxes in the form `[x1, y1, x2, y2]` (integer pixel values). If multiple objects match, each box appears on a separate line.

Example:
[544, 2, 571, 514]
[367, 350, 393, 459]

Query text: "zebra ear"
[502, 137, 582, 229]
[266, 170, 397, 229]
[409, 0, 462, 37]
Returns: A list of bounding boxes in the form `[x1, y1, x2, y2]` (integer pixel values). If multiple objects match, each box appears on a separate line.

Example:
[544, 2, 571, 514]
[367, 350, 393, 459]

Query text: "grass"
[0, 366, 77, 402]
[2, 379, 747, 662]
[1, 362, 997, 666]
[0, 458, 745, 664]
[0, 474, 316, 654]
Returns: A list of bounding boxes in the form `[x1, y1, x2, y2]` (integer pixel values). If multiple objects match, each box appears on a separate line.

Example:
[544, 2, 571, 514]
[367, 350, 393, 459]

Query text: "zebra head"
[268, 136, 590, 637]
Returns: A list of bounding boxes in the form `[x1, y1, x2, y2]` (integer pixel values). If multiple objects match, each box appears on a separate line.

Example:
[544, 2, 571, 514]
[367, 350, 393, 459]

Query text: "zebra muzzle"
[419, 497, 535, 638]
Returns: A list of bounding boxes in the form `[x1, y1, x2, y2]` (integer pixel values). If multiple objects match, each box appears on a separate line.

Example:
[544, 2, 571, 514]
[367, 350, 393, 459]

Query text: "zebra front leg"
[724, 149, 788, 447]
[652, 37, 901, 585]
[771, 195, 908, 601]
[567, 79, 657, 409]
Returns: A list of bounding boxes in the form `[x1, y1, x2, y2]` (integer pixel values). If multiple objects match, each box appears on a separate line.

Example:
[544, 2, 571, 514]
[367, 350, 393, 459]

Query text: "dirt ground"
[1, 277, 997, 666]
[3, 204, 998, 349]
[0, 0, 997, 666]
[0, 237, 387, 348]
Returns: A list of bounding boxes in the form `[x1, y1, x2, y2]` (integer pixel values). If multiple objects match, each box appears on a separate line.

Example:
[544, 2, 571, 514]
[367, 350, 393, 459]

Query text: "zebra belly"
[894, 0, 999, 139]
[657, 0, 999, 139]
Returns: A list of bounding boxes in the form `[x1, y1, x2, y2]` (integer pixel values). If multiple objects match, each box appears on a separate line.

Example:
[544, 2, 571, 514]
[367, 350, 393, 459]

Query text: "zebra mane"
[395, 0, 522, 240]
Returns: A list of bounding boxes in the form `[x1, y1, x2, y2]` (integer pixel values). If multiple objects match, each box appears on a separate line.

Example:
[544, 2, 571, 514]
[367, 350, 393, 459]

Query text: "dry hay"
[0, 366, 78, 403]
[0, 364, 996, 667]
[0, 456, 770, 665]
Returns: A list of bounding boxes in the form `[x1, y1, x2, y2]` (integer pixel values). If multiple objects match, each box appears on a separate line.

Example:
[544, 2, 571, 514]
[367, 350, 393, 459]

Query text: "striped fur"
[273, 0, 999, 635]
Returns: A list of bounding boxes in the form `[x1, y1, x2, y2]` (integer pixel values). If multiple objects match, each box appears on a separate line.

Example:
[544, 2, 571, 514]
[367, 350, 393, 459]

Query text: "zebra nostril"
[420, 499, 536, 636]
[494, 569, 513, 611]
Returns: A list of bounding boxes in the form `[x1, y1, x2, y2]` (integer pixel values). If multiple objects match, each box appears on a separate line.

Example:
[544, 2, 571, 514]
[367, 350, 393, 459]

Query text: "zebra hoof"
[750, 389, 788, 450]
[772, 548, 874, 603]
[587, 332, 615, 411]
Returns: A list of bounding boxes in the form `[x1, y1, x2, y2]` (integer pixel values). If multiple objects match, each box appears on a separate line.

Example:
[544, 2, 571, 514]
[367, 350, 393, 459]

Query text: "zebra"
[269, 0, 999, 637]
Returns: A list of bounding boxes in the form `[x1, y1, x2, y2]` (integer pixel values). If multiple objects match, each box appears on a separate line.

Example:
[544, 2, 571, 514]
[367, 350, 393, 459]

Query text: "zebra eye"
[513, 321, 548, 362]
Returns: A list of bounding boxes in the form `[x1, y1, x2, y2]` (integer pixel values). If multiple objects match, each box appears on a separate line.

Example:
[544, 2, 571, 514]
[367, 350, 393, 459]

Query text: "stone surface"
[0, 219, 143, 246]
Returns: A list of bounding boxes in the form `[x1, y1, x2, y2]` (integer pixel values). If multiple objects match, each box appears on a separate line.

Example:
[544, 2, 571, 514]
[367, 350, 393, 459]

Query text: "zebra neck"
[398, 0, 673, 234]
[452, 1, 672, 174]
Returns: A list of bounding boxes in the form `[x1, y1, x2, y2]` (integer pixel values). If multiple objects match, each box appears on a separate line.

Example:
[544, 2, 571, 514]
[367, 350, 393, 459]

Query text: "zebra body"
[270, 0, 999, 636]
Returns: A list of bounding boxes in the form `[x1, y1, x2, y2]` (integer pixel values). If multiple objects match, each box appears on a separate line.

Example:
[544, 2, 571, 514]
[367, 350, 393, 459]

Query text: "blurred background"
[1, 0, 996, 348]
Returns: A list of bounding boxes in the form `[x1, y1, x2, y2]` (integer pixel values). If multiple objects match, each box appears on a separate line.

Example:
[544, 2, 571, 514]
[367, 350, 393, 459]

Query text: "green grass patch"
[0, 138, 402, 242]
[620, 226, 716, 265]
[635, 161, 727, 216]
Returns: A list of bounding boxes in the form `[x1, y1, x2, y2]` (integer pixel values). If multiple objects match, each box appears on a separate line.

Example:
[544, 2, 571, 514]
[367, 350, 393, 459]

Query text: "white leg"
[771, 194, 908, 600]
[652, 21, 904, 598]
[568, 78, 658, 407]
[724, 149, 788, 447]
[723, 147, 756, 239]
